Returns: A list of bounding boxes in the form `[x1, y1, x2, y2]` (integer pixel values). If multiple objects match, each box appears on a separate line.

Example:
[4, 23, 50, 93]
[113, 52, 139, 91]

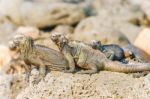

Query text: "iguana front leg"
[76, 53, 98, 74]
[32, 57, 46, 78]
[77, 63, 98, 74]
[39, 66, 46, 78]
[103, 50, 115, 60]
[63, 52, 75, 73]
[24, 64, 31, 80]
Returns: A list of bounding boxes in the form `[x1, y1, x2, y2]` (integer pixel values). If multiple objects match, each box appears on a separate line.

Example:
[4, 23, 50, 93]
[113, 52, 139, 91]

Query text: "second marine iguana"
[50, 33, 150, 74]
[90, 40, 135, 62]
[9, 34, 69, 77]
[91, 40, 143, 63]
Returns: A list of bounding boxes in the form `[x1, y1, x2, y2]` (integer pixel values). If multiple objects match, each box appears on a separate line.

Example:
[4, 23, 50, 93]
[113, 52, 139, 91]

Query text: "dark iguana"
[50, 33, 150, 74]
[9, 34, 69, 77]
[90, 40, 137, 63]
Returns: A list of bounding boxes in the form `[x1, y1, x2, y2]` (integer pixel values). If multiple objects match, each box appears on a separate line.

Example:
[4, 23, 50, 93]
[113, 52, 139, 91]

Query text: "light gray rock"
[92, 0, 143, 21]
[114, 22, 142, 43]
[0, 0, 85, 28]
[52, 24, 74, 34]
[0, 74, 12, 99]
[0, 21, 17, 45]
[140, 0, 150, 21]
[0, 0, 23, 25]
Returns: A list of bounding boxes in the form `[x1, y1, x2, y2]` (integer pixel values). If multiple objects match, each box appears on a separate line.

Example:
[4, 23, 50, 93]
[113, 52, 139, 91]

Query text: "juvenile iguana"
[91, 40, 144, 63]
[51, 33, 150, 74]
[91, 40, 126, 61]
[9, 34, 69, 77]
[90, 40, 138, 63]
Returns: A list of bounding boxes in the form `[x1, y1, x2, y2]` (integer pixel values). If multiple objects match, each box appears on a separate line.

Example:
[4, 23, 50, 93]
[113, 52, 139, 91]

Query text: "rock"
[134, 28, 150, 56]
[114, 22, 142, 43]
[63, 0, 86, 3]
[140, 0, 150, 21]
[85, 0, 146, 43]
[0, 74, 13, 99]
[20, 2, 85, 28]
[74, 16, 130, 46]
[123, 44, 150, 62]
[0, 1, 85, 28]
[0, 21, 16, 45]
[0, 0, 23, 25]
[0, 44, 25, 74]
[52, 25, 74, 34]
[92, 0, 144, 21]
[0, 73, 28, 99]
[35, 38, 60, 51]
[0, 45, 12, 70]
[33, 0, 86, 4]
[16, 26, 40, 39]
[16, 71, 150, 99]
[35, 33, 59, 51]
[10, 74, 28, 99]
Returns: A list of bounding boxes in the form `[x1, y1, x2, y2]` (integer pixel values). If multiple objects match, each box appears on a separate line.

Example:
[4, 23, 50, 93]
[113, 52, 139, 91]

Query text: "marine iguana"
[90, 40, 136, 63]
[51, 33, 150, 74]
[9, 34, 69, 77]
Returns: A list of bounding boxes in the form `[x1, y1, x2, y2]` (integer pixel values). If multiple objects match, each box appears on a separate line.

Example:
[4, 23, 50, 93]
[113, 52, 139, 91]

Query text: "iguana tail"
[104, 60, 150, 73]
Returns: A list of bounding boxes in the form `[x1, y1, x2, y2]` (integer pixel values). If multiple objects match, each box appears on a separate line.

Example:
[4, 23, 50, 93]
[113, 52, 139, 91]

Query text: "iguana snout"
[51, 33, 68, 44]
[9, 34, 33, 50]
[9, 34, 25, 50]
[91, 40, 102, 49]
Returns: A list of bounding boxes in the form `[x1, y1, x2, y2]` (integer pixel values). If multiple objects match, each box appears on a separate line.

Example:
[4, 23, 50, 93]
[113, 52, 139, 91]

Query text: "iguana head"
[9, 34, 34, 51]
[90, 40, 102, 49]
[50, 33, 68, 45]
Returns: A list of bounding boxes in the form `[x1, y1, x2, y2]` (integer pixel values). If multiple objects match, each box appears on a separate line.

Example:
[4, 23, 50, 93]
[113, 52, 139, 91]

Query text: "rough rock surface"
[16, 71, 150, 99]
[0, 73, 28, 99]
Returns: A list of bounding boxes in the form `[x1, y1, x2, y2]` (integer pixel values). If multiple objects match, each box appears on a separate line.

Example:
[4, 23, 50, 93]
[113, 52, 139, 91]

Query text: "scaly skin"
[91, 40, 126, 61]
[9, 34, 69, 77]
[51, 33, 150, 74]
[90, 40, 137, 63]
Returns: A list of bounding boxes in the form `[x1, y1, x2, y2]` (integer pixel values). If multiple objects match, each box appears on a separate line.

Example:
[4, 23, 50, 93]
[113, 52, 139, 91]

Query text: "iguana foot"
[76, 70, 97, 74]
[133, 58, 143, 63]
[25, 72, 30, 82]
[131, 71, 150, 78]
[63, 69, 75, 73]
[63, 70, 74, 73]
[120, 59, 128, 64]
[39, 67, 46, 78]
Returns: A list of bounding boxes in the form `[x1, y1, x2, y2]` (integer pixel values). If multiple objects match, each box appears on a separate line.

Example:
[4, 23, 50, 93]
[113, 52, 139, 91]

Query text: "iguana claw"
[63, 69, 75, 73]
